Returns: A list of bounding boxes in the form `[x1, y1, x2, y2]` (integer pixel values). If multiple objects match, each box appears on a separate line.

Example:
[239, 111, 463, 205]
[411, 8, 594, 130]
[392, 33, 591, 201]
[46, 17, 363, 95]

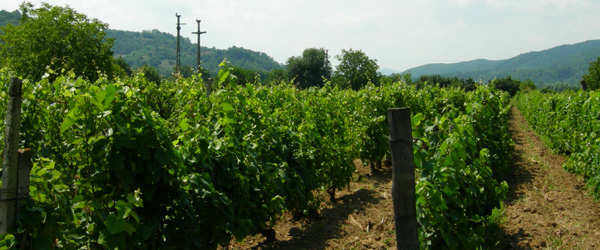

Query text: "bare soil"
[225, 106, 600, 249]
[225, 160, 397, 250]
[499, 107, 600, 249]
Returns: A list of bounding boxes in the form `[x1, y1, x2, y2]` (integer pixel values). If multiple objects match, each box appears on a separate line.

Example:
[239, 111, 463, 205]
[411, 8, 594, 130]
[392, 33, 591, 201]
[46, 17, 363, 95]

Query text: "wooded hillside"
[107, 29, 283, 76]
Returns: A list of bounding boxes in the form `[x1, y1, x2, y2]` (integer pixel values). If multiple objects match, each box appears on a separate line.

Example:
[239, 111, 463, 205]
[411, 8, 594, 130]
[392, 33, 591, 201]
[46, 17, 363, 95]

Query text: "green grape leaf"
[104, 84, 117, 108]
[60, 116, 76, 133]
[221, 102, 234, 111]
[105, 214, 136, 235]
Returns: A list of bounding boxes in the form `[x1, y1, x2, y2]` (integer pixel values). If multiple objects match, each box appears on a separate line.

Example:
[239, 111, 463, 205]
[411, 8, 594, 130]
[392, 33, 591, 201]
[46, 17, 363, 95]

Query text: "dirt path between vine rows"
[225, 160, 398, 250]
[499, 107, 600, 249]
[225, 106, 600, 250]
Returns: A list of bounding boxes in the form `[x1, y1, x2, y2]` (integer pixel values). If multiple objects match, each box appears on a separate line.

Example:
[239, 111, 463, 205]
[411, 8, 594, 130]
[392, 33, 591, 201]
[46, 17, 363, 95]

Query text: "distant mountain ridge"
[404, 40, 600, 87]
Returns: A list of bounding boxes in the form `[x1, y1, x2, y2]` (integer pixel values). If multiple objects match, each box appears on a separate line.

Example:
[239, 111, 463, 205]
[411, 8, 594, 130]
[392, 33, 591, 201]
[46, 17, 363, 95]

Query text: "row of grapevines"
[354, 81, 512, 248]
[412, 86, 512, 248]
[515, 90, 600, 197]
[0, 64, 511, 249]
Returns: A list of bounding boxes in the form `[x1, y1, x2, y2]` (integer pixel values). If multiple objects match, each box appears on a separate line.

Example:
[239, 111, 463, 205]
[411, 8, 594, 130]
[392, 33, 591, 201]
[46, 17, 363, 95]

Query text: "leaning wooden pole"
[387, 108, 418, 250]
[0, 77, 23, 234]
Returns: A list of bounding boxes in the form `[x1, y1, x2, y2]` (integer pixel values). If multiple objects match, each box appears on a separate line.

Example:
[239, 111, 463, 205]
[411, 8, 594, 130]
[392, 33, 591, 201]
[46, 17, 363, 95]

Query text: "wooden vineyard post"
[17, 149, 33, 213]
[0, 77, 23, 234]
[387, 108, 418, 250]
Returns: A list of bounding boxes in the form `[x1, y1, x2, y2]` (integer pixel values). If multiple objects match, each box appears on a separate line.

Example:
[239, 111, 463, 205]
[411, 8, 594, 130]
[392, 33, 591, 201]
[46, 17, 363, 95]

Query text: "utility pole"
[192, 19, 207, 71]
[175, 13, 185, 75]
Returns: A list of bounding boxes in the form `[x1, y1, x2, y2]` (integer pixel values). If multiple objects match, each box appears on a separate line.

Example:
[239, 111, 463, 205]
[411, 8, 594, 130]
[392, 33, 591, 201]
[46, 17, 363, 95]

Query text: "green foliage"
[489, 76, 521, 96]
[177, 65, 194, 79]
[541, 82, 579, 92]
[196, 67, 212, 82]
[352, 83, 394, 172]
[267, 68, 286, 83]
[347, 83, 513, 249]
[381, 72, 413, 85]
[286, 48, 332, 89]
[9, 73, 182, 248]
[515, 90, 600, 198]
[113, 57, 133, 77]
[414, 75, 477, 91]
[0, 233, 16, 249]
[0, 64, 512, 249]
[582, 57, 600, 91]
[0, 2, 115, 82]
[519, 79, 536, 92]
[333, 49, 380, 90]
[297, 83, 361, 200]
[138, 64, 162, 86]
[229, 66, 264, 85]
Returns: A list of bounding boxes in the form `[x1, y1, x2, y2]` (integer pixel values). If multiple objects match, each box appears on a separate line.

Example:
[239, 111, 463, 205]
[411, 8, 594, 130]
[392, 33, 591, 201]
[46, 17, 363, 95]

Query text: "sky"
[1, 0, 599, 71]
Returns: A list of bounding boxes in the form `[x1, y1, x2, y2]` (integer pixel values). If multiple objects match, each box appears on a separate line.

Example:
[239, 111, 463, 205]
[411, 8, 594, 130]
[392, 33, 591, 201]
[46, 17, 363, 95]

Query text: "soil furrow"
[500, 107, 600, 249]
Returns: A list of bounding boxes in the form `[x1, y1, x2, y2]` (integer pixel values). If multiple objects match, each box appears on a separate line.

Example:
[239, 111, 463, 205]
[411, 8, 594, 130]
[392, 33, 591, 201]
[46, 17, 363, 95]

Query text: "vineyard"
[515, 90, 600, 198]
[0, 63, 513, 249]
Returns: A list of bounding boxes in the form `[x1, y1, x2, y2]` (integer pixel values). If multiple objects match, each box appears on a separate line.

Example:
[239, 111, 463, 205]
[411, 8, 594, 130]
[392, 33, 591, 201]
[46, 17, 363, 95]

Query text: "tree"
[138, 64, 161, 86]
[267, 68, 286, 83]
[179, 65, 194, 78]
[519, 80, 537, 92]
[489, 76, 520, 96]
[413, 75, 480, 91]
[114, 57, 133, 77]
[231, 66, 262, 85]
[582, 57, 600, 91]
[0, 2, 114, 82]
[286, 48, 331, 89]
[381, 72, 412, 85]
[334, 49, 379, 90]
[197, 67, 212, 82]
[462, 78, 477, 91]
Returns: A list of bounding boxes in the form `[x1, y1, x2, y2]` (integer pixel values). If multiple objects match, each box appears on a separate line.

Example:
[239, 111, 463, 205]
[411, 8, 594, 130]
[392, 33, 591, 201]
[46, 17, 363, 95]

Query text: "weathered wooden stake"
[0, 77, 23, 234]
[388, 108, 418, 250]
[17, 149, 33, 213]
